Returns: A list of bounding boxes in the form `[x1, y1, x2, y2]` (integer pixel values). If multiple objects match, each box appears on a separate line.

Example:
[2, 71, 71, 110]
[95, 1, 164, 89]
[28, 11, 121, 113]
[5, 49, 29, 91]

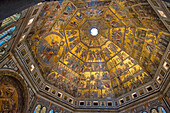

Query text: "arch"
[158, 106, 166, 113]
[0, 69, 28, 113]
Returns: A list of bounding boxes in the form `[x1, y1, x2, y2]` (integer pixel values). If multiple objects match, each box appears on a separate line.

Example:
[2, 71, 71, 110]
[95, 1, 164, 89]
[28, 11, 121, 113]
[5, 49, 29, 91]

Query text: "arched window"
[34, 105, 42, 113]
[158, 107, 166, 113]
[0, 26, 16, 57]
[151, 108, 158, 113]
[142, 111, 148, 113]
[0, 26, 16, 46]
[0, 44, 7, 56]
[40, 107, 47, 113]
[0, 13, 21, 29]
[49, 109, 54, 113]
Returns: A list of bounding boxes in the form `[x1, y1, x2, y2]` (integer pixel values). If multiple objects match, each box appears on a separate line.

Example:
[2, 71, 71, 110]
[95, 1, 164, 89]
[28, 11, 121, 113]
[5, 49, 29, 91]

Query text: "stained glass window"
[34, 105, 41, 113]
[0, 13, 21, 29]
[40, 107, 46, 113]
[49, 109, 54, 113]
[151, 109, 158, 113]
[0, 26, 16, 57]
[158, 107, 166, 113]
[0, 26, 16, 46]
[142, 111, 148, 113]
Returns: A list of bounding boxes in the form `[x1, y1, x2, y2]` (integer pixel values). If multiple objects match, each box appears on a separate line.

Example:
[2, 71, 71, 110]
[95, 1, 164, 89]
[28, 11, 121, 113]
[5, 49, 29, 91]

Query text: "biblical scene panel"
[25, 0, 170, 99]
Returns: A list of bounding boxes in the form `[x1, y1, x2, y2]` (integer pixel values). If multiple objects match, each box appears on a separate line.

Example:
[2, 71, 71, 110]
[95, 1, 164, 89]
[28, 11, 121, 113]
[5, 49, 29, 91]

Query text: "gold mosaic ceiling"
[26, 0, 170, 99]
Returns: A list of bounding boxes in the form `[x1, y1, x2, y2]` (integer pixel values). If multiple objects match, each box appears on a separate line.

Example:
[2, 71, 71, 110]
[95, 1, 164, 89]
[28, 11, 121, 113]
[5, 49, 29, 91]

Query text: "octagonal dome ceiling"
[26, 0, 170, 100]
